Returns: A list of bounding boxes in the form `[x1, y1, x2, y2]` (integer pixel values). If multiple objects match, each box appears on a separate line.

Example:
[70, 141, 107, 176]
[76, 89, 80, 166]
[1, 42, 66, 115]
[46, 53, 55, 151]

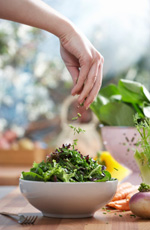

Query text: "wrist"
[50, 16, 76, 40]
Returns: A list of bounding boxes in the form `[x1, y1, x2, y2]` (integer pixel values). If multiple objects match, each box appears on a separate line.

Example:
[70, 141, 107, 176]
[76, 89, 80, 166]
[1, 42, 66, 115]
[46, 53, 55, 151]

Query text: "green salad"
[21, 142, 115, 182]
[21, 114, 115, 182]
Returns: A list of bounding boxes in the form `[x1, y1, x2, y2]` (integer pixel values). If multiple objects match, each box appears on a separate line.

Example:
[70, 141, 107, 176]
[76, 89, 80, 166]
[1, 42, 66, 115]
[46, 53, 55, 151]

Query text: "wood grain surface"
[0, 187, 150, 230]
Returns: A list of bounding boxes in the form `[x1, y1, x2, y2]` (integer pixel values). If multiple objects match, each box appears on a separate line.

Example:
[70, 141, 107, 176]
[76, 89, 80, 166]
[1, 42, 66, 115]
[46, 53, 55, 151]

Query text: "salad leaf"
[95, 171, 111, 182]
[22, 171, 44, 181]
[21, 143, 115, 182]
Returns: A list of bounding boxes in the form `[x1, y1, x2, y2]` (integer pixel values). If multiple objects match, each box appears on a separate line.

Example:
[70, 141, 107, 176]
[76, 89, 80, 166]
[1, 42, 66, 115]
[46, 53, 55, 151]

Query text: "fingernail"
[71, 89, 76, 96]
[78, 97, 83, 105]
[86, 105, 89, 110]
[71, 92, 76, 96]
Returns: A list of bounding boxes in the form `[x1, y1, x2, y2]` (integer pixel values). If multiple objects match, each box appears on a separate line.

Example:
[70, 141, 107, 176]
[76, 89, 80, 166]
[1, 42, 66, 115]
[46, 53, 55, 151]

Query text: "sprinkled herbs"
[114, 168, 118, 171]
[130, 214, 136, 218]
[72, 113, 82, 121]
[69, 124, 85, 135]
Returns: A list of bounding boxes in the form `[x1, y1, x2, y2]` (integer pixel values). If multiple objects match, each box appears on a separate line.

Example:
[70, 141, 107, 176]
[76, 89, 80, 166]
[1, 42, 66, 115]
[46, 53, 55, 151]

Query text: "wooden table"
[0, 188, 150, 230]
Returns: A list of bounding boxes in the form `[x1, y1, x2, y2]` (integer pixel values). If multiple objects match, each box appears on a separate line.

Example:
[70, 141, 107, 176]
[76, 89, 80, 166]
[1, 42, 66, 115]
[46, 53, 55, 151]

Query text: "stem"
[132, 103, 144, 118]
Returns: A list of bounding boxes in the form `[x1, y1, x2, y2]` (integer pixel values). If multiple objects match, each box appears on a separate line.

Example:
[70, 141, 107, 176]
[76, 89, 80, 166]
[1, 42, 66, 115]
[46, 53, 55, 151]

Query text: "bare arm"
[0, 0, 73, 37]
[0, 0, 104, 109]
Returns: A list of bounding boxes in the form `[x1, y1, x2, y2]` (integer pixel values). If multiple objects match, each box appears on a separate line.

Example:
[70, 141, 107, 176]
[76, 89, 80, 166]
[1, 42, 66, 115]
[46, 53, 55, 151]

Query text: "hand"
[60, 30, 104, 109]
[0, 0, 104, 109]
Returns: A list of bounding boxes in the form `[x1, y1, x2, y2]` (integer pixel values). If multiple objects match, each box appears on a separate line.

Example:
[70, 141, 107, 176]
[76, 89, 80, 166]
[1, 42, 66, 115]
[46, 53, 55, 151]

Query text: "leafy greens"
[21, 143, 113, 182]
[21, 114, 114, 183]
[90, 79, 150, 126]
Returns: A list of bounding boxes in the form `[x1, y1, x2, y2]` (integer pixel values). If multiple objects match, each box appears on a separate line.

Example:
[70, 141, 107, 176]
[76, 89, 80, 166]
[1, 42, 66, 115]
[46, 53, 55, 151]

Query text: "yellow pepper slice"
[95, 151, 130, 181]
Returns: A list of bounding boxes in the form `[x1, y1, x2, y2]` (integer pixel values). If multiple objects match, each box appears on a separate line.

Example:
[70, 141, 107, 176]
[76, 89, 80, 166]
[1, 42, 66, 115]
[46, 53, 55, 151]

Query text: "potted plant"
[90, 79, 150, 184]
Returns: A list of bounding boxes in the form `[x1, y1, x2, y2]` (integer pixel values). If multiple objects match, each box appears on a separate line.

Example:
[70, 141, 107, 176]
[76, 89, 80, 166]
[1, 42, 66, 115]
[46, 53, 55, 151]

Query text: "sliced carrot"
[112, 185, 139, 201]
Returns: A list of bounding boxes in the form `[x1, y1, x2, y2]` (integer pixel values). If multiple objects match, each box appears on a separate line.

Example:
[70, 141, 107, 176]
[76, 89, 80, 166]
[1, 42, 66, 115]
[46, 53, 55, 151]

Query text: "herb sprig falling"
[71, 113, 82, 121]
[69, 112, 85, 144]
[69, 124, 85, 135]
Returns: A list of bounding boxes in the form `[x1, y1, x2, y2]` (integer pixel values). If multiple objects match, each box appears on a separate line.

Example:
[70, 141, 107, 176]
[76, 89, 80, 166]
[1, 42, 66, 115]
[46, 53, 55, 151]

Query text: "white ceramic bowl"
[19, 179, 118, 218]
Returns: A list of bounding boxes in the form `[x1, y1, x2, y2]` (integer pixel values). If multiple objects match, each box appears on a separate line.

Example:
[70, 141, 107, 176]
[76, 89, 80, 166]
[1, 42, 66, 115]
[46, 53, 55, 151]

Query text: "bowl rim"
[19, 178, 118, 184]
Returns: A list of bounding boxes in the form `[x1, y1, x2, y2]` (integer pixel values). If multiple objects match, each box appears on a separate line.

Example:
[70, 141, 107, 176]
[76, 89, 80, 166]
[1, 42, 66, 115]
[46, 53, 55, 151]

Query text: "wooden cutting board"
[0, 187, 150, 230]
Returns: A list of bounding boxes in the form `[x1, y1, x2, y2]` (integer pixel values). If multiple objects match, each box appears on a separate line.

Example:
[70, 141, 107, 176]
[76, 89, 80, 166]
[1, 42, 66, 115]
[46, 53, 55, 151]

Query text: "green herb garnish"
[69, 124, 85, 135]
[114, 168, 118, 171]
[130, 214, 136, 218]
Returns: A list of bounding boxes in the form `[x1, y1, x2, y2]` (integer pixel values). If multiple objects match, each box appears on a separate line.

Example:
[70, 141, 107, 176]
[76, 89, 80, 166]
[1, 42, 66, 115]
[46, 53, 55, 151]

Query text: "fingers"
[71, 63, 90, 96]
[77, 61, 99, 104]
[60, 34, 104, 108]
[72, 54, 104, 109]
[82, 60, 103, 109]
[67, 66, 79, 86]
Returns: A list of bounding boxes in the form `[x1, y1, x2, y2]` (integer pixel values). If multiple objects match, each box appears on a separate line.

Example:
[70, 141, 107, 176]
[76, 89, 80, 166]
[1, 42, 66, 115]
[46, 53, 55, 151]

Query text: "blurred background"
[0, 0, 150, 189]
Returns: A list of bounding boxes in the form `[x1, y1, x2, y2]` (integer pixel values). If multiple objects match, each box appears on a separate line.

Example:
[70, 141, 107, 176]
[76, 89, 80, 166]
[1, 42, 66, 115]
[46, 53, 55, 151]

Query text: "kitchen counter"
[0, 187, 150, 230]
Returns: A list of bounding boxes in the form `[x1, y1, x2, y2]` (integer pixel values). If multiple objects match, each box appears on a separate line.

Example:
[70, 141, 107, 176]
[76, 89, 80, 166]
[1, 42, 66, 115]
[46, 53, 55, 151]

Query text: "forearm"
[0, 0, 74, 38]
[0, 0, 104, 109]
